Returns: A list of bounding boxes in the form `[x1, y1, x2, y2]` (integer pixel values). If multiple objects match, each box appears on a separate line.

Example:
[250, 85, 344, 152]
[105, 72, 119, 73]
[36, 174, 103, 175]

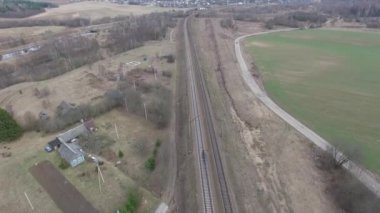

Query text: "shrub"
[155, 139, 161, 148]
[80, 133, 115, 155]
[0, 108, 23, 142]
[118, 150, 124, 158]
[161, 54, 175, 63]
[22, 111, 37, 131]
[366, 21, 380, 28]
[147, 85, 171, 128]
[152, 139, 161, 158]
[124, 88, 143, 114]
[162, 70, 172, 78]
[58, 159, 70, 170]
[138, 81, 154, 93]
[133, 138, 149, 156]
[119, 188, 141, 213]
[264, 20, 275, 29]
[220, 18, 235, 29]
[144, 157, 156, 171]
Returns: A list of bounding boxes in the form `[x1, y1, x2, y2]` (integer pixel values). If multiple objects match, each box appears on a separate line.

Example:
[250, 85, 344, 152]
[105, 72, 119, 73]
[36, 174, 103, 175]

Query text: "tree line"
[320, 0, 380, 28]
[0, 108, 22, 142]
[265, 11, 327, 29]
[0, 0, 57, 18]
[104, 13, 176, 54]
[0, 35, 101, 89]
[321, 0, 380, 18]
[0, 10, 183, 29]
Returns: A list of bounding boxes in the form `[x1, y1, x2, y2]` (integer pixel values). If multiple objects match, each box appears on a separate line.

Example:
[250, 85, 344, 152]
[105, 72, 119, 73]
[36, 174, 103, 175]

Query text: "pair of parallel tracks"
[184, 17, 233, 213]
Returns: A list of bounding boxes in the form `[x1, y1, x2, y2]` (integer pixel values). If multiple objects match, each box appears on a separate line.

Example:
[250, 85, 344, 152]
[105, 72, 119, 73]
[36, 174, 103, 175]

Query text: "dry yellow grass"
[0, 26, 66, 39]
[31, 2, 174, 20]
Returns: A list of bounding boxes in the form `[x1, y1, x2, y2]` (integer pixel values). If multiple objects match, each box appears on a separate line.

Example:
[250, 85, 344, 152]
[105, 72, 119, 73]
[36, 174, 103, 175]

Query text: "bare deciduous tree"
[23, 111, 37, 131]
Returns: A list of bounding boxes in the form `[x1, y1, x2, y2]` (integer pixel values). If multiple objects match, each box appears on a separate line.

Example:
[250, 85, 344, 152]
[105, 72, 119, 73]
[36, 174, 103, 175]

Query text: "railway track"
[184, 17, 214, 213]
[184, 17, 233, 213]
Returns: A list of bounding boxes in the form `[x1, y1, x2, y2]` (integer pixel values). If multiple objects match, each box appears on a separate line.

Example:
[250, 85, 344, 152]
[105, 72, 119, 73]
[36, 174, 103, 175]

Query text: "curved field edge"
[244, 29, 380, 174]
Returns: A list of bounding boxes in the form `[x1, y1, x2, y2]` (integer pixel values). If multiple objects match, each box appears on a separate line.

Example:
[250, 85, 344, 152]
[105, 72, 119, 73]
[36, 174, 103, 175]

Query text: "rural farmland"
[244, 29, 380, 174]
[1, 0, 380, 212]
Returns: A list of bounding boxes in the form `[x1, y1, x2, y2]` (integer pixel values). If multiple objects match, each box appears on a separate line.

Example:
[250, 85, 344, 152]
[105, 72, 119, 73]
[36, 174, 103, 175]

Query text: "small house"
[45, 119, 96, 167]
[58, 141, 85, 167]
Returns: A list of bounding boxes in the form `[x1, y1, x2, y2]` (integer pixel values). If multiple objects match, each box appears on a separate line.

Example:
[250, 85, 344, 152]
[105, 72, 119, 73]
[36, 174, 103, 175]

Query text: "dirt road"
[235, 31, 380, 198]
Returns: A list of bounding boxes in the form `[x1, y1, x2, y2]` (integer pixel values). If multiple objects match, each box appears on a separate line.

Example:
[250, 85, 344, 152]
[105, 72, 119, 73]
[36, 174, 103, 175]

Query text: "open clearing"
[30, 2, 174, 20]
[244, 29, 380, 174]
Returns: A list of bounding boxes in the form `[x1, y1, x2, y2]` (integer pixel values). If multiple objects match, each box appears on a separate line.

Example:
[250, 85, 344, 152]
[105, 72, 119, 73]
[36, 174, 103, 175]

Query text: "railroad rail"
[184, 17, 234, 213]
[184, 17, 214, 213]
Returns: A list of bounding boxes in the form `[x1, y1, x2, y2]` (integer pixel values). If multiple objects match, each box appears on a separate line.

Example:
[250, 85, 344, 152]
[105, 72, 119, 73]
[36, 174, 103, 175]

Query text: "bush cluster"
[144, 139, 162, 171]
[0, 108, 22, 142]
[265, 11, 327, 29]
[0, 36, 101, 89]
[119, 188, 141, 213]
[220, 18, 235, 29]
[161, 54, 175, 63]
[118, 150, 124, 158]
[146, 85, 171, 128]
[144, 157, 155, 171]
[58, 158, 70, 170]
[0, 0, 56, 18]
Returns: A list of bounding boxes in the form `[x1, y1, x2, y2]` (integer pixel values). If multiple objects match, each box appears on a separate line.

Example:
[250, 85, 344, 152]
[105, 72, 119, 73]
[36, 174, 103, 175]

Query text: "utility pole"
[114, 123, 119, 139]
[24, 192, 34, 210]
[98, 167, 102, 193]
[98, 164, 105, 183]
[144, 103, 148, 120]
[124, 97, 128, 112]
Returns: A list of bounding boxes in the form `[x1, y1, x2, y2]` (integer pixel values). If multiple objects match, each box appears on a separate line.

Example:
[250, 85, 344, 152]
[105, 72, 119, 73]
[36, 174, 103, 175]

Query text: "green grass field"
[245, 29, 380, 174]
